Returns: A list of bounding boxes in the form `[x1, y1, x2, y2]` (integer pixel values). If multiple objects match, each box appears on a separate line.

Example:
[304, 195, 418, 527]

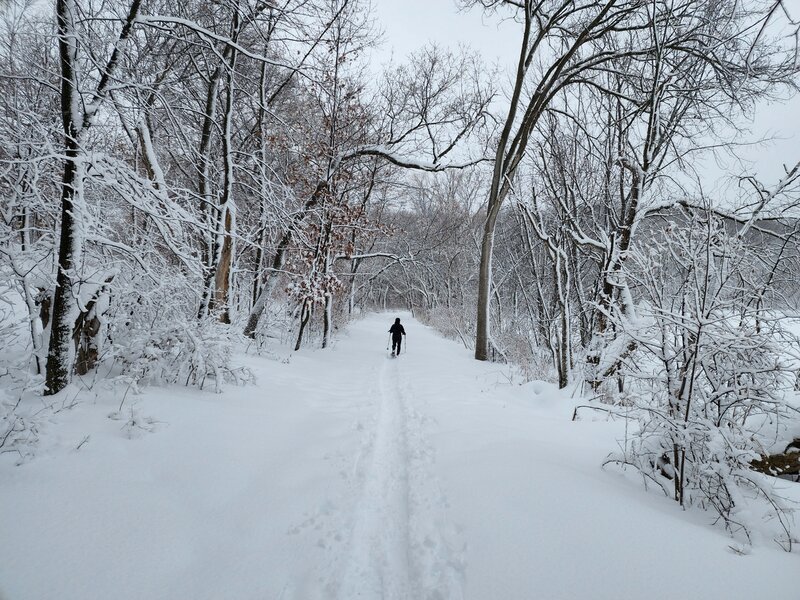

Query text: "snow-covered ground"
[0, 313, 797, 599]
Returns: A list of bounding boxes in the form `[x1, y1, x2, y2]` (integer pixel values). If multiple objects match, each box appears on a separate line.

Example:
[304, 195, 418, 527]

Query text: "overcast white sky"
[370, 0, 519, 68]
[370, 0, 800, 193]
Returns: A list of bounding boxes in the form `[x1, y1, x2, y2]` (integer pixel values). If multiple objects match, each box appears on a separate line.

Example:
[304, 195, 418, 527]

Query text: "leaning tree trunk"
[243, 182, 326, 338]
[585, 160, 645, 391]
[294, 299, 311, 351]
[73, 277, 113, 376]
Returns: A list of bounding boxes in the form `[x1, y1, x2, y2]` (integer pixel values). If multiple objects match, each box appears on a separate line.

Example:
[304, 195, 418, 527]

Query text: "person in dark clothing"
[388, 317, 406, 355]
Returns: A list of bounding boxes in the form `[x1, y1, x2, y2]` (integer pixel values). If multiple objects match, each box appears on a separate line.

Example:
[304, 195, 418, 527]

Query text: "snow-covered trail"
[0, 313, 797, 600]
[336, 348, 414, 598]
[332, 334, 464, 600]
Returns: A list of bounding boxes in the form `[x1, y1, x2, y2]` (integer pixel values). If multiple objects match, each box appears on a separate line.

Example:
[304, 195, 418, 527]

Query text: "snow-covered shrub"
[415, 306, 475, 352]
[116, 321, 213, 390]
[611, 215, 798, 548]
[0, 396, 39, 460]
[0, 363, 49, 463]
[0, 285, 24, 358]
[109, 283, 252, 391]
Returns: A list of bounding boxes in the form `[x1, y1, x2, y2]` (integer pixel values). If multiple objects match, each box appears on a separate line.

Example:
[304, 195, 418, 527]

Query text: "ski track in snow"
[337, 355, 411, 598]
[318, 350, 465, 600]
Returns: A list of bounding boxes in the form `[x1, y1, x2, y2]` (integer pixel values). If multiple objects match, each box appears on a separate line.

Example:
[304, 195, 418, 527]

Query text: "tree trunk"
[212, 207, 235, 323]
[251, 45, 271, 311]
[208, 7, 240, 323]
[45, 0, 83, 395]
[196, 66, 222, 318]
[252, 225, 265, 309]
[45, 156, 82, 394]
[558, 301, 570, 389]
[322, 293, 332, 348]
[294, 299, 311, 351]
[475, 206, 499, 361]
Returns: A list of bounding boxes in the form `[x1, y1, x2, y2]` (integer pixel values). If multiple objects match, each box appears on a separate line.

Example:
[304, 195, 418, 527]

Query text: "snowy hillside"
[1, 313, 796, 600]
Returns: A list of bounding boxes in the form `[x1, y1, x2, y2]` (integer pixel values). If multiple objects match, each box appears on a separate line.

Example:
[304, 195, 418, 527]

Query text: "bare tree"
[466, 0, 799, 363]
[467, 0, 646, 361]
